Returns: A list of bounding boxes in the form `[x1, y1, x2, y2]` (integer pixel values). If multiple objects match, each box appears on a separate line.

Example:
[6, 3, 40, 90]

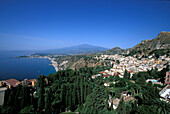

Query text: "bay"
[0, 51, 56, 80]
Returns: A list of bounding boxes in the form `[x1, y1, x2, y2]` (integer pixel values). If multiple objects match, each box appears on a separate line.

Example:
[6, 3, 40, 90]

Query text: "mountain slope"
[54, 31, 170, 70]
[126, 31, 170, 56]
[100, 31, 170, 56]
[130, 31, 170, 50]
[100, 47, 125, 55]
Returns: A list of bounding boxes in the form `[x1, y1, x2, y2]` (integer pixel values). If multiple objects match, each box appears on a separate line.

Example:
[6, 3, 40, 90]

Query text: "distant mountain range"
[36, 31, 170, 57]
[51, 31, 170, 70]
[36, 44, 108, 55]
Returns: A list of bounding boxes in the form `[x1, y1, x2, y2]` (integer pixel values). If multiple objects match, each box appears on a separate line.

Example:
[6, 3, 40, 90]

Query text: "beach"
[30, 55, 59, 72]
[49, 58, 59, 72]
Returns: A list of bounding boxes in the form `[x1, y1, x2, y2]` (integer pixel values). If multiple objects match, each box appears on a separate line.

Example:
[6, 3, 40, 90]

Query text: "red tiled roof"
[28, 79, 37, 83]
[103, 74, 110, 77]
[99, 71, 105, 74]
[123, 91, 127, 94]
[114, 73, 118, 76]
[5, 79, 21, 87]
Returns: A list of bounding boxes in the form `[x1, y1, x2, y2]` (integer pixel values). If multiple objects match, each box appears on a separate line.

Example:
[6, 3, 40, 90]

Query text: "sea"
[0, 51, 56, 80]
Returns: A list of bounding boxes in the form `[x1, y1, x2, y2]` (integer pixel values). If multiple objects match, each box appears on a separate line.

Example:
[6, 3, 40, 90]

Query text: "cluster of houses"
[93, 54, 169, 79]
[93, 54, 170, 110]
[0, 78, 37, 106]
[58, 60, 68, 70]
[108, 91, 135, 110]
[0, 78, 37, 88]
[106, 72, 170, 110]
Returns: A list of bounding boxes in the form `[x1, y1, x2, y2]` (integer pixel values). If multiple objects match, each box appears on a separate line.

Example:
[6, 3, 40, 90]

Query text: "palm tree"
[154, 99, 170, 114]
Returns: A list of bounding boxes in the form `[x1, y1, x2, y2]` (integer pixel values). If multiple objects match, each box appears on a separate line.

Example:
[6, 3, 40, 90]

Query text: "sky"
[0, 0, 170, 51]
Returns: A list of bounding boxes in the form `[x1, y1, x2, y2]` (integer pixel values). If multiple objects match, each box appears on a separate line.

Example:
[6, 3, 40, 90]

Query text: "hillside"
[55, 31, 170, 70]
[100, 47, 126, 55]
[126, 31, 170, 57]
[100, 31, 170, 56]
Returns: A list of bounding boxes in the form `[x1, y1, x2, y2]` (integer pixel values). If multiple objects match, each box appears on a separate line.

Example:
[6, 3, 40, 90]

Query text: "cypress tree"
[38, 75, 45, 111]
[76, 76, 80, 104]
[68, 85, 72, 111]
[45, 89, 52, 114]
[80, 75, 84, 104]
[3, 87, 10, 106]
[72, 83, 76, 106]
[124, 69, 128, 79]
[38, 88, 45, 111]
[85, 76, 107, 113]
[21, 86, 26, 109]
[84, 84, 87, 101]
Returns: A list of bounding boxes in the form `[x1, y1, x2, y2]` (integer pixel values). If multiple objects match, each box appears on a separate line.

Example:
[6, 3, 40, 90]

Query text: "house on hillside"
[112, 98, 120, 110]
[146, 79, 163, 85]
[0, 87, 7, 106]
[28, 79, 37, 87]
[160, 85, 170, 102]
[2, 79, 21, 88]
[165, 72, 170, 85]
[1, 78, 37, 88]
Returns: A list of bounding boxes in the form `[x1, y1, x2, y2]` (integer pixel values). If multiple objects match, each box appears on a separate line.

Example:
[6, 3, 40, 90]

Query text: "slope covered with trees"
[0, 65, 169, 113]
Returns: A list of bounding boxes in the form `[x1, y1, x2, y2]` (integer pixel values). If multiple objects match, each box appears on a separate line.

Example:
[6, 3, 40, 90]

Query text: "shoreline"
[38, 56, 59, 72]
[16, 55, 59, 72]
[48, 57, 59, 72]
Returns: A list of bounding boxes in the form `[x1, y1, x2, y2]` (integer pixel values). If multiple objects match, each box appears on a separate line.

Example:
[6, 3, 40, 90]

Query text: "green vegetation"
[149, 49, 170, 58]
[1, 65, 170, 113]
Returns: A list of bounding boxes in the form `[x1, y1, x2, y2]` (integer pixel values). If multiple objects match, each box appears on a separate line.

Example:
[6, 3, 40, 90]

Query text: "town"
[0, 53, 169, 113]
[93, 54, 169, 78]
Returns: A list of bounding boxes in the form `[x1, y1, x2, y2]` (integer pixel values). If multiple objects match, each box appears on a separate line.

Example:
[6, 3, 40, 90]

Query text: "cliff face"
[101, 31, 170, 56]
[131, 31, 170, 51]
[124, 31, 170, 56]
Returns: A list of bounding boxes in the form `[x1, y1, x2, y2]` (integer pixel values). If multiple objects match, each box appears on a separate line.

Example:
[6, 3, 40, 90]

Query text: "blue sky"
[0, 0, 170, 51]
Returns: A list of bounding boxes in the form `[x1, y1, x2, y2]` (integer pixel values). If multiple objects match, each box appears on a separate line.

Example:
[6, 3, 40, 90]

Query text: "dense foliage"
[0, 65, 169, 114]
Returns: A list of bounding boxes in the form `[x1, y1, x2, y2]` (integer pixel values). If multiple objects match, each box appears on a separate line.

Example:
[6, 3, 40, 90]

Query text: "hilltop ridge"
[100, 31, 170, 56]
[55, 31, 170, 70]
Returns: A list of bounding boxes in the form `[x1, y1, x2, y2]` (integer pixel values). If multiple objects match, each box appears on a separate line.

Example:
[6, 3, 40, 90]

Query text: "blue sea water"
[0, 51, 56, 80]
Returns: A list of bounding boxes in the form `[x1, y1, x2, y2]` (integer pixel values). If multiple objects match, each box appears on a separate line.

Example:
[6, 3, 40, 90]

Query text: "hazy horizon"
[0, 0, 170, 51]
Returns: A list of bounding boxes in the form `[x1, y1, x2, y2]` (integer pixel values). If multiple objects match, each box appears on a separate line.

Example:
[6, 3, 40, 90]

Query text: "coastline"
[37, 56, 59, 72]
[48, 57, 59, 72]
[16, 55, 59, 72]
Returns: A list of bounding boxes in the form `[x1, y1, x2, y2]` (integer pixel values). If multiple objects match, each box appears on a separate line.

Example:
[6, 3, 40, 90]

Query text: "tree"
[131, 73, 138, 81]
[21, 85, 31, 109]
[115, 89, 121, 98]
[142, 84, 160, 106]
[116, 99, 126, 114]
[136, 76, 146, 88]
[83, 76, 107, 113]
[115, 79, 126, 87]
[124, 69, 128, 79]
[38, 75, 46, 111]
[80, 75, 84, 105]
[159, 68, 167, 84]
[154, 99, 170, 114]
[116, 60, 120, 64]
[45, 88, 52, 113]
[3, 88, 10, 106]
[113, 74, 119, 81]
[19, 105, 34, 114]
